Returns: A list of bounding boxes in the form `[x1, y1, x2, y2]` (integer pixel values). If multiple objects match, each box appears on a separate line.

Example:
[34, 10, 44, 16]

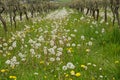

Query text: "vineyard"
[0, 0, 120, 80]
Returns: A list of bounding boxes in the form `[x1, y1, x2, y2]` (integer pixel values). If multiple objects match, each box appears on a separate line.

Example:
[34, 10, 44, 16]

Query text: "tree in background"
[0, 1, 7, 32]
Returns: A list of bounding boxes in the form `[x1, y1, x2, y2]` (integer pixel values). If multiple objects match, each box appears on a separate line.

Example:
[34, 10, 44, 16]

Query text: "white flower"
[21, 38, 24, 43]
[30, 49, 35, 55]
[8, 46, 13, 50]
[62, 66, 67, 71]
[0, 44, 2, 47]
[35, 43, 41, 49]
[18, 53, 26, 58]
[56, 51, 62, 56]
[59, 40, 64, 45]
[50, 40, 55, 46]
[81, 35, 85, 40]
[77, 44, 81, 47]
[88, 41, 92, 46]
[100, 19, 104, 23]
[38, 27, 43, 32]
[48, 48, 55, 55]
[72, 43, 76, 47]
[35, 54, 41, 58]
[95, 31, 99, 34]
[87, 63, 92, 66]
[53, 46, 57, 49]
[30, 49, 34, 53]
[74, 29, 77, 32]
[25, 45, 28, 48]
[50, 57, 55, 62]
[99, 75, 103, 78]
[44, 30, 48, 34]
[44, 47, 48, 54]
[66, 43, 70, 47]
[56, 57, 60, 61]
[5, 56, 19, 67]
[63, 36, 66, 39]
[57, 47, 63, 52]
[68, 37, 71, 41]
[12, 41, 17, 48]
[28, 39, 33, 43]
[34, 72, 39, 75]
[93, 64, 97, 67]
[70, 34, 75, 37]
[11, 56, 17, 62]
[80, 16, 84, 20]
[85, 66, 88, 70]
[45, 8, 70, 20]
[66, 29, 70, 32]
[92, 21, 97, 25]
[21, 58, 26, 61]
[101, 28, 105, 33]
[90, 37, 94, 40]
[106, 22, 109, 25]
[90, 25, 93, 28]
[3, 43, 8, 47]
[5, 60, 11, 64]
[11, 37, 15, 40]
[99, 68, 102, 71]
[67, 62, 75, 69]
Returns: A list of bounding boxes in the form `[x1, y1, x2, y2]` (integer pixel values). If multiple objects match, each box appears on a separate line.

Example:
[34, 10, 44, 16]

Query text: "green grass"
[0, 9, 120, 80]
[56, 0, 72, 3]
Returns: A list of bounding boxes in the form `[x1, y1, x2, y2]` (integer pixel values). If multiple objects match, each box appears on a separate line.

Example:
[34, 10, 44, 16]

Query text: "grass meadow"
[0, 8, 120, 80]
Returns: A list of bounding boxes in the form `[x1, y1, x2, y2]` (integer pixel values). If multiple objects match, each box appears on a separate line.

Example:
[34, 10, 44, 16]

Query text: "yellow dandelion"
[7, 53, 11, 56]
[67, 48, 73, 53]
[92, 76, 95, 80]
[70, 70, 75, 75]
[12, 76, 16, 79]
[44, 76, 47, 78]
[54, 75, 57, 77]
[115, 61, 119, 64]
[69, 78, 73, 80]
[1, 69, 6, 73]
[75, 72, 81, 77]
[81, 65, 85, 68]
[113, 77, 115, 80]
[9, 76, 17, 80]
[81, 65, 87, 70]
[65, 74, 69, 77]
[12, 66, 15, 69]
[40, 61, 44, 64]
[86, 49, 90, 52]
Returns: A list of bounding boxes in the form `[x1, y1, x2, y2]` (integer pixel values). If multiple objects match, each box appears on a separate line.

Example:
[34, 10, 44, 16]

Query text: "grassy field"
[0, 8, 120, 80]
[57, 0, 71, 3]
